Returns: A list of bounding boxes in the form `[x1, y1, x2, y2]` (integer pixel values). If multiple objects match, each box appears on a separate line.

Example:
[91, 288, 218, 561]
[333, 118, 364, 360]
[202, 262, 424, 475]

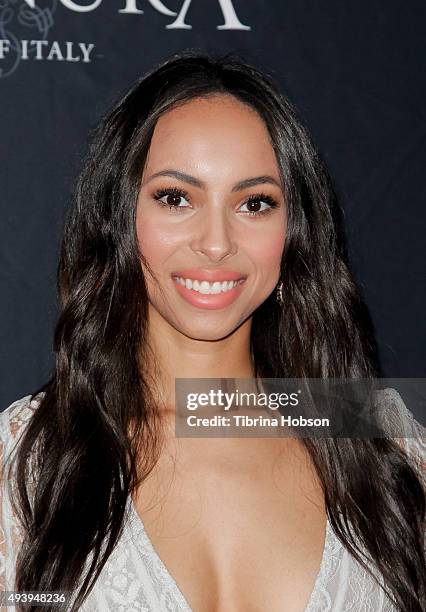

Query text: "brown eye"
[239, 195, 278, 216]
[246, 200, 262, 213]
[164, 193, 185, 207]
[153, 187, 191, 211]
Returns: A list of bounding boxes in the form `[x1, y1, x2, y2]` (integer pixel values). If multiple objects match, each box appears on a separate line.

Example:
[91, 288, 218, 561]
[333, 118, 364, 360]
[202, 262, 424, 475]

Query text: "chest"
[132, 437, 327, 612]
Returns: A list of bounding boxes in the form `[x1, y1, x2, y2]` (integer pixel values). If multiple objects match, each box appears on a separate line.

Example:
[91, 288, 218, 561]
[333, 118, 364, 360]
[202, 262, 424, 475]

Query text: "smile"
[173, 277, 245, 294]
[171, 274, 247, 310]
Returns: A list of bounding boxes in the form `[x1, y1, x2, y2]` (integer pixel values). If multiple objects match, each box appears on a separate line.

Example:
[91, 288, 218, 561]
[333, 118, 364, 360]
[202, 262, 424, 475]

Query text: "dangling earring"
[276, 280, 284, 305]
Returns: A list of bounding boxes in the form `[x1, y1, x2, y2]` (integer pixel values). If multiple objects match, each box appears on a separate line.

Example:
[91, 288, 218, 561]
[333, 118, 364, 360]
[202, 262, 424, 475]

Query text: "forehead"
[143, 94, 280, 180]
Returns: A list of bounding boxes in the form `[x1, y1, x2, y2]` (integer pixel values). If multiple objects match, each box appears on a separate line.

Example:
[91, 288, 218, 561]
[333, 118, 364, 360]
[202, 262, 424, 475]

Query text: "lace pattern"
[1, 389, 424, 611]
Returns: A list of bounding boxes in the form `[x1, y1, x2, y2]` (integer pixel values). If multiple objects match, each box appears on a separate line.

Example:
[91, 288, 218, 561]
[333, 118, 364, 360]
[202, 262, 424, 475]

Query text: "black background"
[1, 1, 425, 409]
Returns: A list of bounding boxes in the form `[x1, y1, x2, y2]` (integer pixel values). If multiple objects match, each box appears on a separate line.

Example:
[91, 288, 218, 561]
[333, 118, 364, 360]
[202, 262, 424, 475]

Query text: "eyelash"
[152, 186, 279, 217]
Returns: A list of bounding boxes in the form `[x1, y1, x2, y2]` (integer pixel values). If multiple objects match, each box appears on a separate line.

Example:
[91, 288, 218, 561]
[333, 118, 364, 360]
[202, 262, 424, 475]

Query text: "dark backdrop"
[1, 1, 425, 410]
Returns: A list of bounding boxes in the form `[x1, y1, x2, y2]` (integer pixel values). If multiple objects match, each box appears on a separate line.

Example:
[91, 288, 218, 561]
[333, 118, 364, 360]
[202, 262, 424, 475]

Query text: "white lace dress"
[1, 391, 425, 612]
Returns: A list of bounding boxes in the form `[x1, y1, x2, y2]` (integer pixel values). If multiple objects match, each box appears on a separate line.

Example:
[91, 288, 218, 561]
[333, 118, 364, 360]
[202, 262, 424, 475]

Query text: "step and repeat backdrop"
[1, 1, 425, 408]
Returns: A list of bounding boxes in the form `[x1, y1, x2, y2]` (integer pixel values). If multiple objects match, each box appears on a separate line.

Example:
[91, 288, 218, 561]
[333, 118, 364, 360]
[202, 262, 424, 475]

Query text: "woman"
[1, 50, 425, 611]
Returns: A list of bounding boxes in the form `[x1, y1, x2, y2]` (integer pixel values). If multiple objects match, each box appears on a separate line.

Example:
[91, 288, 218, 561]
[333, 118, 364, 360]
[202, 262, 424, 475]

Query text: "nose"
[189, 205, 238, 263]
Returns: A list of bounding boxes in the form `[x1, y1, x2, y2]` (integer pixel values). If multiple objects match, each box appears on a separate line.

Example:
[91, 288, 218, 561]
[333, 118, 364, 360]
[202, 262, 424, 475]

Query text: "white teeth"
[174, 276, 242, 294]
[199, 281, 210, 294]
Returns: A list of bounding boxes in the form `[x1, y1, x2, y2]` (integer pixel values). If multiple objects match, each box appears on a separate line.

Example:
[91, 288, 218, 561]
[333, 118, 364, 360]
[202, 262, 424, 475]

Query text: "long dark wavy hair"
[7, 49, 425, 611]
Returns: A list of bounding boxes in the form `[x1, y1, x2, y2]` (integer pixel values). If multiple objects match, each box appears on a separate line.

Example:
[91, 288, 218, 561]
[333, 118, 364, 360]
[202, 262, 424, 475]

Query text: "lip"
[171, 268, 247, 282]
[171, 274, 247, 310]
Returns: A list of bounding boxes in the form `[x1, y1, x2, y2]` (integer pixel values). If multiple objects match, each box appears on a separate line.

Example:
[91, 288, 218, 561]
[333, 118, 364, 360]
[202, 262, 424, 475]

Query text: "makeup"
[171, 271, 247, 310]
[153, 186, 278, 218]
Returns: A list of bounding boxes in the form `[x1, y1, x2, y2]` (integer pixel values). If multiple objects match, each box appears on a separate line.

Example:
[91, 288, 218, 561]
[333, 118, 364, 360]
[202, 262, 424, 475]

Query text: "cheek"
[246, 221, 286, 276]
[136, 214, 179, 268]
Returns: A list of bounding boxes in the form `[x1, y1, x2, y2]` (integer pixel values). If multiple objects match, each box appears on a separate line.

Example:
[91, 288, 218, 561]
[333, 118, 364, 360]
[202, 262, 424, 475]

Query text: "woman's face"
[136, 94, 287, 341]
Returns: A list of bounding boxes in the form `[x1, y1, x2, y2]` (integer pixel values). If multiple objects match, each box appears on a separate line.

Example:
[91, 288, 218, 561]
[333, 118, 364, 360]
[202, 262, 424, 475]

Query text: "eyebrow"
[144, 169, 282, 192]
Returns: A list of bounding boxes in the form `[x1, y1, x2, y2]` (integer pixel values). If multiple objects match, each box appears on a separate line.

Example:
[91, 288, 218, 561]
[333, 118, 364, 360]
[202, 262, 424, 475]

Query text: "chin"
[175, 324, 236, 342]
[173, 313, 251, 342]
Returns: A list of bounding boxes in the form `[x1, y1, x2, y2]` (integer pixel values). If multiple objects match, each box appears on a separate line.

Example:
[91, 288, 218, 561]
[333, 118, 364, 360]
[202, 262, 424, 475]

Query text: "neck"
[144, 306, 255, 412]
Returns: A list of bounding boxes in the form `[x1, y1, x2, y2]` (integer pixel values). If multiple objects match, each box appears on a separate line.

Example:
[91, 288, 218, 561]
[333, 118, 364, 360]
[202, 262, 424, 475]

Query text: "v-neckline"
[126, 495, 332, 612]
